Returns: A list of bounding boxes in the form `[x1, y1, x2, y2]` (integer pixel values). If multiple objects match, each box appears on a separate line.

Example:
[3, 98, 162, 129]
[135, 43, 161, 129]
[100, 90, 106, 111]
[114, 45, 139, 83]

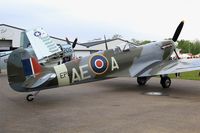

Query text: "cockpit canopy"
[114, 42, 137, 53]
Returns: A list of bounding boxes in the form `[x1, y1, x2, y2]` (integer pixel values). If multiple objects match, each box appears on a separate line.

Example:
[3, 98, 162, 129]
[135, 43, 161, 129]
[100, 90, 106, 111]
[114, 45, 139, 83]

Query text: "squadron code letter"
[60, 72, 68, 79]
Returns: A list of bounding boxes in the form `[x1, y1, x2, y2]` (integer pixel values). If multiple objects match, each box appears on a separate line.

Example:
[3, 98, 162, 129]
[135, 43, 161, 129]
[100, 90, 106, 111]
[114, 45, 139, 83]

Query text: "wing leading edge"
[137, 58, 200, 77]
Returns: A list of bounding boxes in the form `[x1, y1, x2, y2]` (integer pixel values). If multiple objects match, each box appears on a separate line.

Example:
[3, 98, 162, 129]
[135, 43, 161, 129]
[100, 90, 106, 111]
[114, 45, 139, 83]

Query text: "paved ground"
[1, 72, 200, 133]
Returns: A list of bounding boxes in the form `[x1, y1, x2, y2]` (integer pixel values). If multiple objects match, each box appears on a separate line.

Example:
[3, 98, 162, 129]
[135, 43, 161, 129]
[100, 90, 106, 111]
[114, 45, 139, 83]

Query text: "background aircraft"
[0, 28, 77, 71]
[25, 27, 78, 66]
[7, 21, 200, 101]
[0, 51, 12, 70]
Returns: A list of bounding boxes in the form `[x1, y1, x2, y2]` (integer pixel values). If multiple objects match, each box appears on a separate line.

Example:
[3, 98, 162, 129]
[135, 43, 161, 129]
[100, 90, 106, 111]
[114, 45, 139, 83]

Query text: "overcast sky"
[0, 0, 200, 42]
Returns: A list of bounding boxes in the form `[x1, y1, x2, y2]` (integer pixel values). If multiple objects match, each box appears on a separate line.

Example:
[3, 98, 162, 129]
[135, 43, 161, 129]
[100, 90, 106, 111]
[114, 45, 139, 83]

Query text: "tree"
[131, 39, 151, 45]
[131, 38, 140, 44]
[177, 39, 200, 55]
[140, 40, 151, 45]
[193, 40, 200, 55]
[112, 34, 123, 39]
[177, 40, 191, 53]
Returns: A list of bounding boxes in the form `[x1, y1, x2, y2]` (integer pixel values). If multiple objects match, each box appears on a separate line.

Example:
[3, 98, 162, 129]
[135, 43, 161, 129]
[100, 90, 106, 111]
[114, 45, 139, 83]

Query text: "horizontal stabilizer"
[22, 73, 56, 89]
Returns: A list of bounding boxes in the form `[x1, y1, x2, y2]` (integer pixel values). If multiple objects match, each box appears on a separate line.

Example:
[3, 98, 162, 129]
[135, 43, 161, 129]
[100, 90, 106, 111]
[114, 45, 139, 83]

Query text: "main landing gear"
[160, 75, 171, 88]
[137, 77, 149, 86]
[137, 76, 171, 88]
[26, 91, 40, 102]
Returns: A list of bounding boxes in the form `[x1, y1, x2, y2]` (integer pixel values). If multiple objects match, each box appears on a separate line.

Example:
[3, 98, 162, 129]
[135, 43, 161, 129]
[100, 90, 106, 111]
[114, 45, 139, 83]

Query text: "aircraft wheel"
[160, 76, 171, 88]
[137, 77, 147, 86]
[26, 94, 34, 101]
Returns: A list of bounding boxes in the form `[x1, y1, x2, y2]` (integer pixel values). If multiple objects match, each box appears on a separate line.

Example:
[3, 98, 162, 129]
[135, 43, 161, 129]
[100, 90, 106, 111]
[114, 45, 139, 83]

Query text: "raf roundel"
[90, 55, 109, 75]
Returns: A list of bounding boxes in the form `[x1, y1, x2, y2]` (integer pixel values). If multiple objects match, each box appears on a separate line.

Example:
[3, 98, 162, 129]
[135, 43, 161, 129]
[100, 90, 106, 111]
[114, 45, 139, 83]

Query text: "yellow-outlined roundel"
[89, 54, 109, 75]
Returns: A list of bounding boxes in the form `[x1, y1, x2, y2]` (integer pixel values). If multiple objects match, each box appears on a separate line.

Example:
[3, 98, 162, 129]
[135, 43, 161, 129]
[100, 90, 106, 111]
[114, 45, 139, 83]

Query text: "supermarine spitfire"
[7, 21, 200, 101]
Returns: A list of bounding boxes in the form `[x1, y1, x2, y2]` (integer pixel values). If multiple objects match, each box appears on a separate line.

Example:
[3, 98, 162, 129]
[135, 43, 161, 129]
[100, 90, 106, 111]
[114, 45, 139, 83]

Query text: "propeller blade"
[72, 38, 78, 48]
[172, 21, 184, 42]
[65, 37, 71, 44]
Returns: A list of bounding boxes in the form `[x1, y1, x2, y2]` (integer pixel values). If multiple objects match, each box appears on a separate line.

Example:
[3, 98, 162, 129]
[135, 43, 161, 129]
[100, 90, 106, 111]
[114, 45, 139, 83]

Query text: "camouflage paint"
[8, 40, 200, 92]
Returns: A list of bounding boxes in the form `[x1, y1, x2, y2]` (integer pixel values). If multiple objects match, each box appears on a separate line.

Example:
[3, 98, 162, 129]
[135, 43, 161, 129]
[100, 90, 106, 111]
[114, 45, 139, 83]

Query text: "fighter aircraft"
[7, 21, 200, 101]
[25, 27, 78, 66]
[0, 28, 77, 71]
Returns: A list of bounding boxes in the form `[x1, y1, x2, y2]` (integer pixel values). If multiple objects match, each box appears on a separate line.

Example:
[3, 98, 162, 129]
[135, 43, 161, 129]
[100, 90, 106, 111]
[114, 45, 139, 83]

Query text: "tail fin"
[21, 57, 41, 77]
[7, 48, 42, 92]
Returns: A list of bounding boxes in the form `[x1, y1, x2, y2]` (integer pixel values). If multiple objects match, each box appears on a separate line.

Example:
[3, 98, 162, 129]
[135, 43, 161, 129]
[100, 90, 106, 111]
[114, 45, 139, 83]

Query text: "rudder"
[7, 48, 41, 92]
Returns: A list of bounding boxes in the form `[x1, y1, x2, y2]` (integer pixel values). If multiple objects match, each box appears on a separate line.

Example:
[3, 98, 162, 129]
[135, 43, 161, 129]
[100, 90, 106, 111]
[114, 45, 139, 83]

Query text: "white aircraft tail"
[26, 27, 62, 61]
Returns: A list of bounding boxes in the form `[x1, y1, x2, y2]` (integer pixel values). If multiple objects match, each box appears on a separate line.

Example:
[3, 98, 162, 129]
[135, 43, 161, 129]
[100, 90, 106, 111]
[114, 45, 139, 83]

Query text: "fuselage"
[7, 40, 175, 92]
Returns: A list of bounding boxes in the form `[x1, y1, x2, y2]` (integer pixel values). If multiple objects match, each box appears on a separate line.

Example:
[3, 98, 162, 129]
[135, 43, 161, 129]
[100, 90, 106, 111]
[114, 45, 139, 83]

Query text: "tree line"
[177, 40, 200, 55]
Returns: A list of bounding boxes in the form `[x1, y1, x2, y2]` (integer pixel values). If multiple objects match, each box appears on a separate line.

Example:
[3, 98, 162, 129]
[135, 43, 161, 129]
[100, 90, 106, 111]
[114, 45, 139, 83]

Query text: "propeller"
[72, 38, 78, 48]
[65, 37, 78, 48]
[104, 35, 108, 50]
[172, 21, 184, 59]
[65, 37, 71, 44]
[172, 21, 184, 42]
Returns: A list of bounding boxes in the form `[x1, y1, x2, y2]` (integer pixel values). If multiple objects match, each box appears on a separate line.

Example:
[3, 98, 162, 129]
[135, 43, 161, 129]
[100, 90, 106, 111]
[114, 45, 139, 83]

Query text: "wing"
[136, 58, 200, 77]
[22, 72, 56, 89]
[26, 27, 62, 60]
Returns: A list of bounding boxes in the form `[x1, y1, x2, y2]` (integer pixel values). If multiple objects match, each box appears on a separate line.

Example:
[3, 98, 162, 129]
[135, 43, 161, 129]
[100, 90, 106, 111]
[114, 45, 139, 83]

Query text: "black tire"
[137, 77, 147, 86]
[160, 76, 171, 88]
[26, 94, 34, 101]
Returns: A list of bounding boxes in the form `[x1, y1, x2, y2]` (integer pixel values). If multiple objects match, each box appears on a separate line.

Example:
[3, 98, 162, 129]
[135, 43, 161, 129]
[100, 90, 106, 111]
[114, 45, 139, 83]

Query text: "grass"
[169, 70, 200, 80]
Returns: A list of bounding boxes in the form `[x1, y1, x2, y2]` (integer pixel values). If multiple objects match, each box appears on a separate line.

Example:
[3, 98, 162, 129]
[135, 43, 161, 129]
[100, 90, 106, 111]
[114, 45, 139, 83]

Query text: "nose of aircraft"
[160, 40, 175, 50]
